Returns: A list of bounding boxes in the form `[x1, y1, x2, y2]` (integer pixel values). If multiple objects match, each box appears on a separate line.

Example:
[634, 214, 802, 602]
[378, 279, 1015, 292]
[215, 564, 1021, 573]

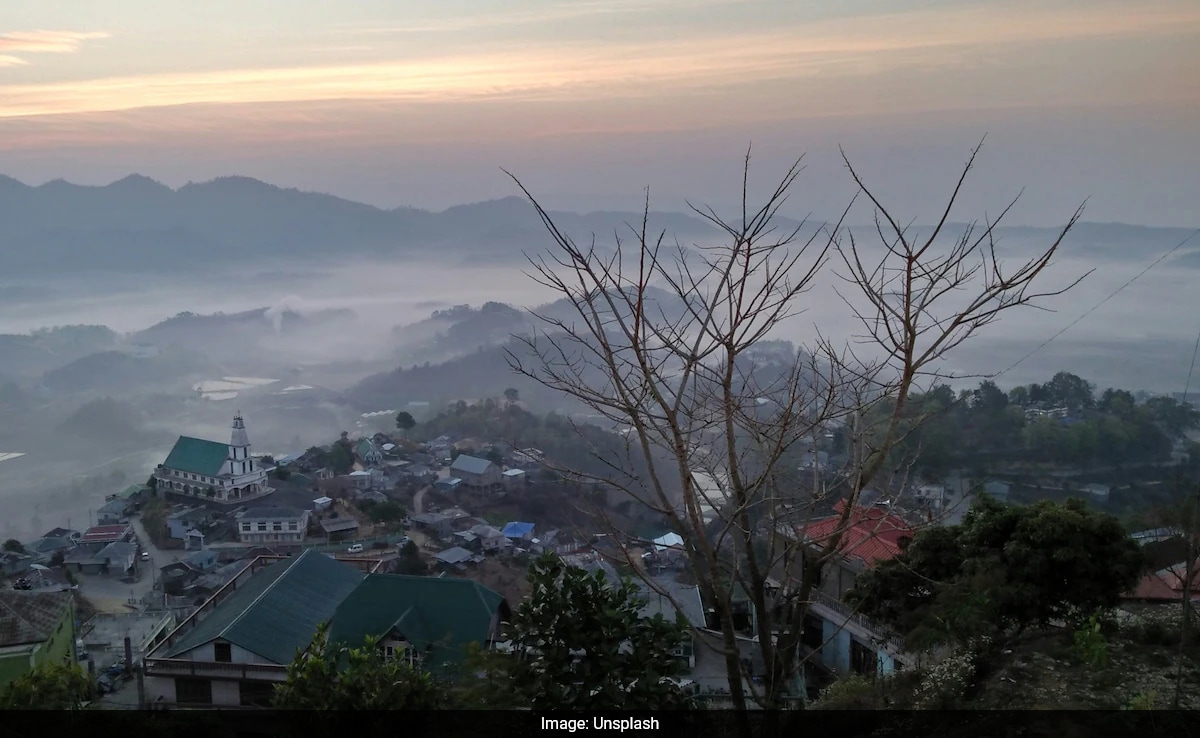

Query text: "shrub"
[810, 675, 891, 710]
[1071, 612, 1109, 667]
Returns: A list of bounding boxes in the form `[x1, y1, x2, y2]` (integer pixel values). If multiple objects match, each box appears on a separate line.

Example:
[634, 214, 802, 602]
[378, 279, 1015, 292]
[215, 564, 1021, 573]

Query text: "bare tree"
[503, 141, 1086, 713]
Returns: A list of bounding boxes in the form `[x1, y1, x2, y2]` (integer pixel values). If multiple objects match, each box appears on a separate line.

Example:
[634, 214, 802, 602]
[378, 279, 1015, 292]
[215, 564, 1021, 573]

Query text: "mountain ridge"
[0, 172, 1192, 277]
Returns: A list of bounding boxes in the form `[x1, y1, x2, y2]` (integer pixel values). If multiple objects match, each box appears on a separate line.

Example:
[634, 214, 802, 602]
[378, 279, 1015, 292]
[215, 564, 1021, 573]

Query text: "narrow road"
[412, 485, 431, 514]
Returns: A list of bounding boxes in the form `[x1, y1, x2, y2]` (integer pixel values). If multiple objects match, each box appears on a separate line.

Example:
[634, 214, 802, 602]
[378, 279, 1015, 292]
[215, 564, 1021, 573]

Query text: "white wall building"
[237, 507, 310, 545]
[155, 413, 275, 504]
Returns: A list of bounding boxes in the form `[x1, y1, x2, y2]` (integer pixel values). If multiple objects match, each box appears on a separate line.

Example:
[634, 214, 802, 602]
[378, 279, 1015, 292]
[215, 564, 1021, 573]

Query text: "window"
[850, 639, 878, 677]
[801, 614, 824, 651]
[287, 522, 298, 531]
[239, 680, 274, 707]
[403, 648, 425, 668]
[241, 523, 251, 532]
[383, 645, 396, 660]
[175, 678, 213, 705]
[213, 642, 232, 663]
[257, 523, 267, 532]
[273, 522, 282, 532]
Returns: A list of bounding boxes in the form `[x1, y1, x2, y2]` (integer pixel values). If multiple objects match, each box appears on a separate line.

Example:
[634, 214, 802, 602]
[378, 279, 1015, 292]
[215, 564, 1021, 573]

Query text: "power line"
[1182, 328, 1200, 406]
[996, 229, 1200, 378]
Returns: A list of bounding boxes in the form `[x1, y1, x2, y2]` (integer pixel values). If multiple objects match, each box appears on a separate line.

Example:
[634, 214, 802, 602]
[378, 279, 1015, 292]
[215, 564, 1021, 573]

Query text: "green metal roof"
[163, 436, 229, 477]
[329, 574, 507, 670]
[116, 484, 147, 499]
[165, 549, 365, 664]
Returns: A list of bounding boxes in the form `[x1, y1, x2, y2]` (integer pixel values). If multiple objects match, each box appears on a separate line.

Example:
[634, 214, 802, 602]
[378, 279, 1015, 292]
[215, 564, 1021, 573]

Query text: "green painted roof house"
[163, 436, 230, 477]
[165, 549, 365, 665]
[329, 573, 509, 674]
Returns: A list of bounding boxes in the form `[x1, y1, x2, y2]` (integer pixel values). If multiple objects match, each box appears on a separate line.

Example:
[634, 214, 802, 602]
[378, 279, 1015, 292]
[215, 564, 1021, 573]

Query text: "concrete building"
[237, 507, 310, 545]
[155, 413, 275, 504]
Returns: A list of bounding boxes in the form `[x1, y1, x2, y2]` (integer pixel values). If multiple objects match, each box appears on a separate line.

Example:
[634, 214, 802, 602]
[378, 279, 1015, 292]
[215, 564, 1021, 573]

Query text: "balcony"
[144, 658, 287, 681]
[809, 589, 904, 653]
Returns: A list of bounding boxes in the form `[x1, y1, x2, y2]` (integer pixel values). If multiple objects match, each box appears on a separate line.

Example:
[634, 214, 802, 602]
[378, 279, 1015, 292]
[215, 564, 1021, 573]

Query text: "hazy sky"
[0, 0, 1197, 224]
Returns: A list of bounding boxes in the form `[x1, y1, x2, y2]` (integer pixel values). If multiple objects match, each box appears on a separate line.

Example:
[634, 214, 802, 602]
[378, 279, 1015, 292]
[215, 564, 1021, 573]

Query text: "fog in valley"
[0, 175, 1196, 543]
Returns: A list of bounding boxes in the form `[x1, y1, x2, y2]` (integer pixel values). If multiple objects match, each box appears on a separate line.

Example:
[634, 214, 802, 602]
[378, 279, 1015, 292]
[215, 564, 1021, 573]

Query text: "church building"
[155, 413, 274, 503]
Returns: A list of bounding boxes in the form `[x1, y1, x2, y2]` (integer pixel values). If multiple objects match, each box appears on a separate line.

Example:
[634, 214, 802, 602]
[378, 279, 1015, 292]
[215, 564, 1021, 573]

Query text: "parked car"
[347, 543, 364, 554]
[140, 552, 150, 561]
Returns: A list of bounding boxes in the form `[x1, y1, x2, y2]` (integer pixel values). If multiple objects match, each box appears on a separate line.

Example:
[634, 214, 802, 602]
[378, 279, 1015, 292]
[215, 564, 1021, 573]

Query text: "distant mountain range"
[0, 173, 1194, 276]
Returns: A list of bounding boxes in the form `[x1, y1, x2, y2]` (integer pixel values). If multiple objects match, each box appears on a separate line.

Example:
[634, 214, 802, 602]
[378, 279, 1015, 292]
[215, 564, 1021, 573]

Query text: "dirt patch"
[460, 556, 532, 606]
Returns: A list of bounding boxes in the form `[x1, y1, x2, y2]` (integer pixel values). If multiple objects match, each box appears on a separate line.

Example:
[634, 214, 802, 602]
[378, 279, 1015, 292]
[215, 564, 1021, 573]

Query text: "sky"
[0, 0, 1197, 225]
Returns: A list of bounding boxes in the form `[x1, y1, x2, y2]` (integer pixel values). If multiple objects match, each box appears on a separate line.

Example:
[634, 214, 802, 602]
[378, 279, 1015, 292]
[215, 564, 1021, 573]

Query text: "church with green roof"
[154, 413, 275, 504]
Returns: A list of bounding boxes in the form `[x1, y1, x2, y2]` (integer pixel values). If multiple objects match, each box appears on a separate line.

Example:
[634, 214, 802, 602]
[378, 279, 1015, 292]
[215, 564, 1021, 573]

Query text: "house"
[62, 544, 105, 574]
[312, 496, 333, 512]
[167, 507, 213, 540]
[502, 522, 536, 544]
[410, 512, 454, 538]
[145, 550, 509, 707]
[154, 413, 275, 504]
[346, 470, 373, 491]
[502, 468, 527, 490]
[237, 507, 310, 545]
[470, 525, 509, 553]
[644, 532, 687, 571]
[1, 551, 32, 577]
[404, 464, 436, 483]
[79, 524, 134, 546]
[144, 550, 366, 707]
[320, 517, 360, 539]
[64, 541, 138, 576]
[434, 546, 476, 568]
[449, 454, 502, 489]
[328, 573, 508, 675]
[96, 498, 133, 525]
[108, 484, 149, 504]
[23, 536, 75, 563]
[634, 577, 707, 669]
[0, 590, 77, 690]
[796, 499, 916, 678]
[96, 542, 138, 576]
[436, 477, 464, 492]
[356, 439, 384, 467]
[453, 530, 480, 551]
[183, 548, 218, 572]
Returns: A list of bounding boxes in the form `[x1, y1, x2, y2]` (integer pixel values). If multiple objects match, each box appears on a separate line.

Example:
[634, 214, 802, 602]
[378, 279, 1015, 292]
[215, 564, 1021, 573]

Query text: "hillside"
[0, 173, 1190, 277]
[0, 175, 723, 275]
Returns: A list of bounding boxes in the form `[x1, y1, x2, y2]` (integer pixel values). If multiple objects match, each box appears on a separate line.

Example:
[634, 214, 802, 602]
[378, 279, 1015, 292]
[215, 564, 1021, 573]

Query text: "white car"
[347, 543, 364, 554]
[140, 552, 150, 561]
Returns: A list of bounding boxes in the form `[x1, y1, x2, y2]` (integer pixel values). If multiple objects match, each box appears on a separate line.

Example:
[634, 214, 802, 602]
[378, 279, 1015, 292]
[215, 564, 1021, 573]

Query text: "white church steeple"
[228, 412, 254, 476]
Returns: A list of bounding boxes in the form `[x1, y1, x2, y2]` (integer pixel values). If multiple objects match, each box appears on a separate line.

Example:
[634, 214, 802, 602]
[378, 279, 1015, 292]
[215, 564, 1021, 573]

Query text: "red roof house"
[799, 499, 914, 568]
[79, 524, 134, 545]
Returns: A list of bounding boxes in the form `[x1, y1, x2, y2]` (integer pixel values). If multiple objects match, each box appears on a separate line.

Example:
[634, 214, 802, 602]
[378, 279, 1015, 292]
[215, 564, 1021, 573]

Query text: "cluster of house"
[6, 523, 144, 579]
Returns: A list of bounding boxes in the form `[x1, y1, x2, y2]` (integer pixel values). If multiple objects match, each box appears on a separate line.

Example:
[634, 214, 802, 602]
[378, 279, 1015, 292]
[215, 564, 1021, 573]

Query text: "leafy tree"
[2, 538, 23, 553]
[847, 497, 1144, 648]
[395, 411, 416, 437]
[972, 380, 1008, 413]
[396, 540, 427, 576]
[503, 387, 519, 406]
[367, 500, 405, 523]
[1144, 396, 1200, 439]
[329, 434, 355, 475]
[0, 663, 92, 709]
[274, 622, 448, 712]
[1098, 387, 1136, 415]
[1043, 371, 1095, 410]
[49, 550, 65, 568]
[506, 553, 694, 710]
